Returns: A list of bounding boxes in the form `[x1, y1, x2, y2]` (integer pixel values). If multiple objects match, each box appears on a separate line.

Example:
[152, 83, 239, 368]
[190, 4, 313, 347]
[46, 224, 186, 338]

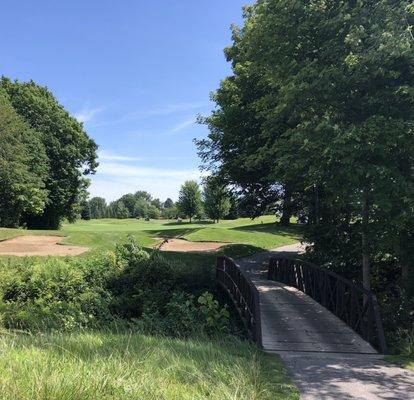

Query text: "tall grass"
[0, 331, 298, 400]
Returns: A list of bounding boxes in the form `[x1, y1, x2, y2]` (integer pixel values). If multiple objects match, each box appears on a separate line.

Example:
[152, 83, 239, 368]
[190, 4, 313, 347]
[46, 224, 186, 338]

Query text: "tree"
[151, 198, 162, 210]
[133, 197, 149, 218]
[203, 178, 231, 223]
[162, 205, 178, 219]
[147, 204, 161, 219]
[225, 193, 239, 220]
[197, 0, 414, 295]
[80, 201, 91, 220]
[164, 198, 174, 209]
[0, 89, 48, 227]
[177, 181, 202, 223]
[108, 200, 129, 219]
[89, 197, 107, 219]
[0, 78, 98, 229]
[134, 191, 152, 202]
[119, 193, 137, 216]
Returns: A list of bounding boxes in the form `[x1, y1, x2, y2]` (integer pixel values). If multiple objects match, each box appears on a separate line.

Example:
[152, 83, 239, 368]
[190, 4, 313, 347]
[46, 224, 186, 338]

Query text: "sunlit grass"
[0, 331, 299, 400]
[0, 216, 301, 256]
[386, 355, 414, 371]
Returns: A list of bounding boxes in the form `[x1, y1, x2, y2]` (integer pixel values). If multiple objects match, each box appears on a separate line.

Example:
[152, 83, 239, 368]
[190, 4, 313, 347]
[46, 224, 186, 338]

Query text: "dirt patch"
[0, 236, 89, 256]
[158, 238, 230, 253]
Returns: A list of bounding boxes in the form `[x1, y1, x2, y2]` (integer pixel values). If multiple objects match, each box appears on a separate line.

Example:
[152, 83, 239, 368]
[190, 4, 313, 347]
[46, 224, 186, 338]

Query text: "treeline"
[82, 178, 238, 222]
[196, 1, 414, 347]
[0, 77, 97, 229]
[83, 192, 175, 220]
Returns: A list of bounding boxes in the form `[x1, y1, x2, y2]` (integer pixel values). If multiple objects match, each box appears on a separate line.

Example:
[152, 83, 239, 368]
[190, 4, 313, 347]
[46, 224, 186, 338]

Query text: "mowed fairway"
[0, 216, 302, 259]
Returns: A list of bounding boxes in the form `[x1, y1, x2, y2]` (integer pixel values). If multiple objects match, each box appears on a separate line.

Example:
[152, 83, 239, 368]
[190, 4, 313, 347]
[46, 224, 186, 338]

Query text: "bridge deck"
[235, 248, 414, 399]
[237, 250, 376, 354]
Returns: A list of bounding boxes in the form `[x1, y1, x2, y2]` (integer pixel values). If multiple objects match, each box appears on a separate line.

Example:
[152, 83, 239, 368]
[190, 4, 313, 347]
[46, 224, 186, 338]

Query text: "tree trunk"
[361, 186, 371, 291]
[397, 232, 412, 292]
[401, 258, 409, 285]
[280, 187, 292, 226]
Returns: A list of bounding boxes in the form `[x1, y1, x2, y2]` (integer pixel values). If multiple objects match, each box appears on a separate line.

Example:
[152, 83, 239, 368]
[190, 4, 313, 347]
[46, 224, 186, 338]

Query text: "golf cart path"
[237, 243, 414, 400]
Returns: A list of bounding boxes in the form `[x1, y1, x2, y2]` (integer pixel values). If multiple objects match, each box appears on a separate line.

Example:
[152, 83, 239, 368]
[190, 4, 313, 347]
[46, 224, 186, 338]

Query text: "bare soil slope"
[0, 236, 89, 256]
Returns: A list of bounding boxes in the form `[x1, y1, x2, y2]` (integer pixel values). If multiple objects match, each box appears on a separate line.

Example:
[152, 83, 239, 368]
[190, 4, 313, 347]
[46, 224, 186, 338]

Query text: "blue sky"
[0, 1, 250, 201]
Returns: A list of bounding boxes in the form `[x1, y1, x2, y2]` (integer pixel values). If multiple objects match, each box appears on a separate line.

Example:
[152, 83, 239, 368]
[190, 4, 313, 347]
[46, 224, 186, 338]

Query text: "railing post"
[215, 256, 262, 347]
[267, 256, 387, 353]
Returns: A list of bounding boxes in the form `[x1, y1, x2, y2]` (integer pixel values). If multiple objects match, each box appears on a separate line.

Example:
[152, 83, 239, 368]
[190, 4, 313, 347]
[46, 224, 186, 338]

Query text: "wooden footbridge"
[217, 252, 387, 354]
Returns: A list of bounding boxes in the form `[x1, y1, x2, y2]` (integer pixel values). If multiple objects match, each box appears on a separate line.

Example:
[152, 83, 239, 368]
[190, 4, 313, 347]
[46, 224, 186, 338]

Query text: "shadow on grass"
[143, 227, 202, 239]
[231, 222, 302, 237]
[162, 220, 214, 226]
[217, 244, 267, 259]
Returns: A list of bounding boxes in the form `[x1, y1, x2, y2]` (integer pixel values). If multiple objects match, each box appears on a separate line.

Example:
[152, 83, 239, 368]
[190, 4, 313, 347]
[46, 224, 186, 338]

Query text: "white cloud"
[74, 106, 103, 123]
[89, 161, 207, 201]
[171, 117, 196, 133]
[97, 162, 200, 180]
[140, 102, 207, 118]
[92, 101, 209, 127]
[98, 150, 141, 162]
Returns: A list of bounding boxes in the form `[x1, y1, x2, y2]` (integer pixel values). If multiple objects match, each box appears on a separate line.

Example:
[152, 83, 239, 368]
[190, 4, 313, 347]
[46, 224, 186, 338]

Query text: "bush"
[108, 238, 181, 318]
[0, 256, 114, 331]
[133, 291, 229, 337]
[0, 237, 228, 336]
[198, 292, 229, 335]
[379, 285, 414, 354]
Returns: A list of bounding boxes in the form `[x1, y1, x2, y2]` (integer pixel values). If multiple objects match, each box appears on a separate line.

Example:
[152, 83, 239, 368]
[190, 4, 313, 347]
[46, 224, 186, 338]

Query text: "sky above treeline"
[0, 0, 251, 201]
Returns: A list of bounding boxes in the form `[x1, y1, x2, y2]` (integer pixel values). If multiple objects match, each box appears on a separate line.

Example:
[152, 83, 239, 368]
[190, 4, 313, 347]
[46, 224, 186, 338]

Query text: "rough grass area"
[386, 355, 414, 371]
[0, 216, 301, 259]
[0, 331, 299, 400]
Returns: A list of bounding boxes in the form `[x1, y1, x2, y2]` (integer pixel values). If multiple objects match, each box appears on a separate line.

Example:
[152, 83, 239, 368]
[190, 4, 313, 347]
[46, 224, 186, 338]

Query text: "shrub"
[0, 257, 114, 331]
[198, 292, 229, 335]
[108, 237, 182, 318]
[133, 291, 230, 337]
[0, 237, 229, 337]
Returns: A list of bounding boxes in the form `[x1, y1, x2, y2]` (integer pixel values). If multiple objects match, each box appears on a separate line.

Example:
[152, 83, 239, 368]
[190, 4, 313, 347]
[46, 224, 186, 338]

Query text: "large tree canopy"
[0, 78, 98, 229]
[89, 197, 108, 219]
[197, 0, 414, 295]
[177, 181, 203, 222]
[203, 177, 231, 223]
[0, 89, 48, 227]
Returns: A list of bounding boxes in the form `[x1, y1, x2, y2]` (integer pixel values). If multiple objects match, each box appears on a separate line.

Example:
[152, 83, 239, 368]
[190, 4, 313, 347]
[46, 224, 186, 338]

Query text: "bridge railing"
[268, 257, 387, 353]
[216, 256, 262, 345]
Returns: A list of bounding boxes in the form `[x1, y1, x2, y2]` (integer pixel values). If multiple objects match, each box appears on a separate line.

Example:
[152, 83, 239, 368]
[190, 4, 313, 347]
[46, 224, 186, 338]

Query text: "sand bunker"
[0, 236, 89, 256]
[158, 238, 230, 253]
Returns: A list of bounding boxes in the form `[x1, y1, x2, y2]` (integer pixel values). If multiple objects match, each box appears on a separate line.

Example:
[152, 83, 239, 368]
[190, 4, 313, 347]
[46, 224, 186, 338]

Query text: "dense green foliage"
[85, 184, 237, 222]
[0, 89, 48, 227]
[92, 191, 172, 220]
[197, 0, 414, 352]
[0, 78, 98, 229]
[177, 180, 203, 222]
[203, 177, 231, 223]
[89, 197, 107, 219]
[0, 237, 227, 336]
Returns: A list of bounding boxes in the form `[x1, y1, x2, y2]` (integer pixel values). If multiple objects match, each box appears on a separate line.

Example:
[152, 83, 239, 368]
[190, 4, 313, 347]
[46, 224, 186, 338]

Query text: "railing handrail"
[270, 256, 375, 296]
[268, 256, 387, 354]
[216, 256, 262, 346]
